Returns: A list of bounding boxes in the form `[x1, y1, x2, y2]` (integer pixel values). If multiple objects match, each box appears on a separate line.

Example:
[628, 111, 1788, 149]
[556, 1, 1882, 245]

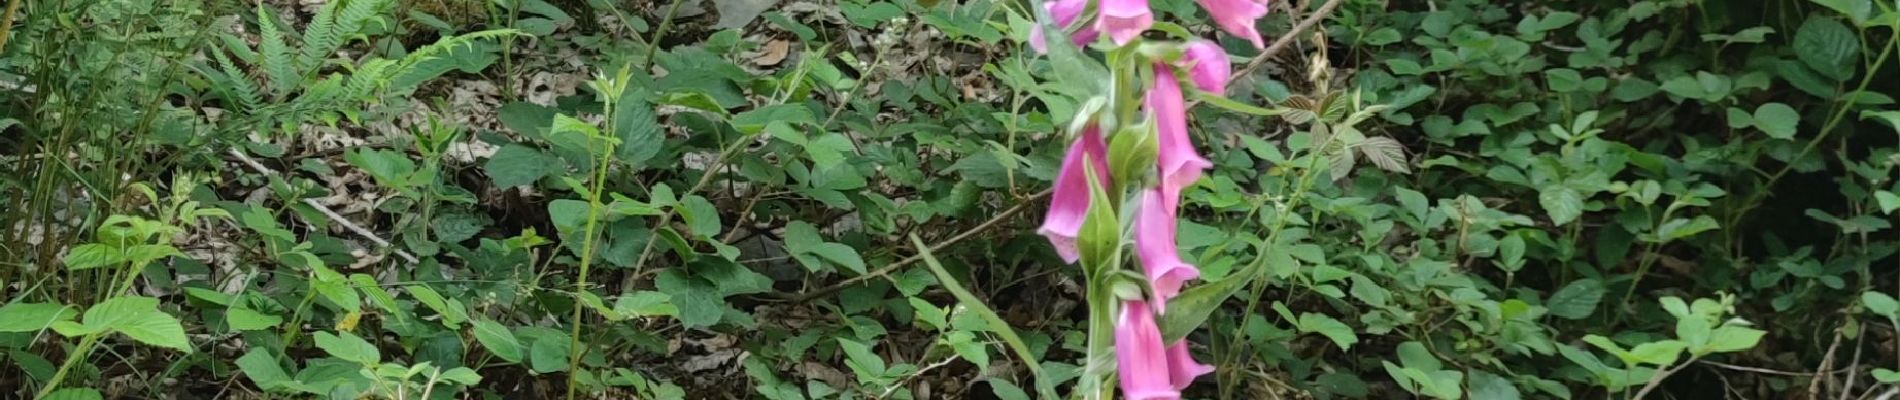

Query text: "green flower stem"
[564, 85, 623, 400]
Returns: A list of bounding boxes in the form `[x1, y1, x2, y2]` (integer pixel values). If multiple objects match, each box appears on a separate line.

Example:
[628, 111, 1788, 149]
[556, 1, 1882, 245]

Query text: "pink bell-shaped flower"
[1097, 0, 1153, 45]
[1166, 342, 1215, 391]
[1116, 300, 1181, 400]
[1195, 0, 1269, 49]
[1147, 64, 1213, 203]
[1038, 127, 1111, 264]
[1180, 40, 1233, 96]
[1028, 0, 1101, 53]
[1136, 189, 1201, 308]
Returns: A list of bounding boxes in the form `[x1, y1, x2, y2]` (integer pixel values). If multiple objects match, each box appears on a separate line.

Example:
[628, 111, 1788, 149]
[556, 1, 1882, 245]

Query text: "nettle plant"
[1023, 0, 1279, 397]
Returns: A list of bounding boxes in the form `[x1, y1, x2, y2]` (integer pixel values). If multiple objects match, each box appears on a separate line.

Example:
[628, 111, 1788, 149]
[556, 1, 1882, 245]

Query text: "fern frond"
[343, 59, 395, 101]
[256, 5, 298, 98]
[297, 0, 340, 70]
[205, 43, 263, 111]
[218, 33, 257, 63]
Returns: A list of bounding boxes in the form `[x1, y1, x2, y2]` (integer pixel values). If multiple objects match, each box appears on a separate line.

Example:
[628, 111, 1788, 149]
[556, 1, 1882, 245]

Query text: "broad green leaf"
[1547, 279, 1605, 320]
[1876, 191, 1900, 214]
[1298, 312, 1359, 350]
[315, 331, 381, 365]
[613, 291, 677, 317]
[1704, 326, 1766, 353]
[836, 338, 886, 378]
[406, 285, 468, 328]
[1628, 340, 1687, 366]
[612, 96, 663, 167]
[529, 336, 571, 373]
[63, 244, 121, 270]
[486, 144, 560, 187]
[236, 349, 306, 393]
[471, 318, 524, 363]
[1159, 251, 1255, 342]
[1538, 187, 1584, 225]
[1794, 17, 1861, 81]
[1861, 291, 1898, 318]
[78, 296, 191, 351]
[732, 104, 816, 134]
[1874, 368, 1900, 383]
[1396, 341, 1442, 370]
[0, 302, 76, 332]
[678, 195, 722, 238]
[655, 269, 723, 328]
[226, 306, 283, 331]
[41, 388, 103, 400]
[1467, 370, 1521, 400]
[1753, 103, 1800, 139]
[1808, 0, 1874, 26]
[440, 367, 482, 385]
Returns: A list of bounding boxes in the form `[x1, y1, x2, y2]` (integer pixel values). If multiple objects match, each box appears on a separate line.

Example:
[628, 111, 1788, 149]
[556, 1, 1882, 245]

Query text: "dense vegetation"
[2, 0, 1899, 398]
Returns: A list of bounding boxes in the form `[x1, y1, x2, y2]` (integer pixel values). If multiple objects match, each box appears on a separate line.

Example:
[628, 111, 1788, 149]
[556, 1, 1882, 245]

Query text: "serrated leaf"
[486, 144, 560, 187]
[613, 96, 664, 168]
[78, 297, 191, 351]
[471, 318, 524, 362]
[63, 244, 121, 270]
[0, 302, 77, 332]
[1357, 137, 1410, 174]
[1538, 187, 1584, 225]
[315, 331, 380, 365]
[1547, 279, 1605, 320]
[226, 306, 282, 331]
[1795, 17, 1861, 81]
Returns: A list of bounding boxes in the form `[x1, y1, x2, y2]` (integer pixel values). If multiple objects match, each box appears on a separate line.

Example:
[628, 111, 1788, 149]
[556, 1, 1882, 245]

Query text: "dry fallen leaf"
[752, 40, 791, 66]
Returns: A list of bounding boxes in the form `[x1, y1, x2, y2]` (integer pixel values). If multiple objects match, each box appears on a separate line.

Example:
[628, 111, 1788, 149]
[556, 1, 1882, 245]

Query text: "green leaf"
[655, 269, 723, 328]
[236, 349, 305, 393]
[1547, 279, 1605, 320]
[1298, 312, 1359, 350]
[0, 302, 77, 332]
[1876, 191, 1900, 214]
[612, 96, 664, 168]
[226, 306, 283, 331]
[486, 144, 560, 187]
[1808, 0, 1873, 27]
[499, 102, 557, 138]
[836, 338, 887, 377]
[1794, 17, 1861, 81]
[315, 331, 381, 365]
[1861, 291, 1898, 318]
[1396, 341, 1442, 370]
[911, 235, 1055, 399]
[678, 195, 722, 238]
[613, 291, 677, 317]
[41, 388, 103, 400]
[1538, 187, 1584, 225]
[529, 336, 571, 373]
[440, 367, 483, 385]
[1628, 340, 1687, 366]
[732, 104, 816, 134]
[1467, 370, 1521, 400]
[79, 296, 191, 351]
[63, 244, 121, 270]
[1753, 103, 1800, 139]
[1873, 368, 1900, 383]
[406, 285, 469, 328]
[1705, 326, 1766, 353]
[471, 318, 524, 362]
[1159, 257, 1254, 342]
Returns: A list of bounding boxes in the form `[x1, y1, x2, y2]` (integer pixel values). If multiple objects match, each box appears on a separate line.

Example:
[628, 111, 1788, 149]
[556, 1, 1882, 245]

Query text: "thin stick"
[1221, 0, 1348, 94]
[787, 189, 1052, 303]
[227, 148, 419, 263]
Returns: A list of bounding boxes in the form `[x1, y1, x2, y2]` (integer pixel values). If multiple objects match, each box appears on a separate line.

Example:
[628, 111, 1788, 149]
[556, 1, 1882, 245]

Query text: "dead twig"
[227, 148, 419, 264]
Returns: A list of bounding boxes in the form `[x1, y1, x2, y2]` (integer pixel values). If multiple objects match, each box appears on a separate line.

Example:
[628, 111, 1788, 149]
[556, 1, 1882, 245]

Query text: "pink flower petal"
[1166, 342, 1215, 391]
[1137, 189, 1201, 309]
[1148, 64, 1212, 203]
[1195, 0, 1269, 48]
[1097, 0, 1154, 45]
[1029, 0, 1101, 53]
[1181, 40, 1233, 95]
[1038, 127, 1110, 263]
[1116, 300, 1181, 400]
